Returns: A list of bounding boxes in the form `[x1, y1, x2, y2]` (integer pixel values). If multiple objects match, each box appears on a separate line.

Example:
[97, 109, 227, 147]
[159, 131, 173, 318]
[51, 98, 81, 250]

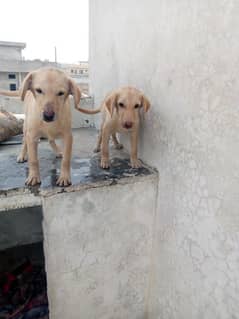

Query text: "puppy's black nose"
[123, 121, 133, 129]
[43, 110, 55, 122]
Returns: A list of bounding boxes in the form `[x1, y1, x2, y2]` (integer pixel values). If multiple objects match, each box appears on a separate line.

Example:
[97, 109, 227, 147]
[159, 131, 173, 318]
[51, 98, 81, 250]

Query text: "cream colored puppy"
[18, 67, 81, 186]
[76, 87, 150, 168]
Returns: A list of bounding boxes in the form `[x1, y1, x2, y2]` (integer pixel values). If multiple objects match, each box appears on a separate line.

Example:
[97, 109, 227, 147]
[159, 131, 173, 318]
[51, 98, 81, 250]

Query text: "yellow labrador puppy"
[76, 87, 150, 168]
[18, 67, 81, 186]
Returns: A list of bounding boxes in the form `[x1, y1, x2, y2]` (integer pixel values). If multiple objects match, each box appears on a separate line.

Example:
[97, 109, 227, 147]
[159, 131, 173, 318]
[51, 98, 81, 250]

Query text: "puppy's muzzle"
[123, 121, 133, 129]
[43, 110, 55, 122]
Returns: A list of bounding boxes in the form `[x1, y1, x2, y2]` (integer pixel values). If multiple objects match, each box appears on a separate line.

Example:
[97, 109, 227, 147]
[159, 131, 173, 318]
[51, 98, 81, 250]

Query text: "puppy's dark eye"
[57, 91, 65, 96]
[135, 104, 140, 109]
[36, 88, 42, 94]
[118, 102, 124, 108]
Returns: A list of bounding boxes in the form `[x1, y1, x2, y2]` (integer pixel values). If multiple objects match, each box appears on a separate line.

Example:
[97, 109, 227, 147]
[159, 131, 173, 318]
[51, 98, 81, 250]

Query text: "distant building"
[0, 41, 89, 93]
[0, 41, 56, 91]
[60, 62, 89, 93]
[65, 62, 88, 76]
[0, 41, 26, 60]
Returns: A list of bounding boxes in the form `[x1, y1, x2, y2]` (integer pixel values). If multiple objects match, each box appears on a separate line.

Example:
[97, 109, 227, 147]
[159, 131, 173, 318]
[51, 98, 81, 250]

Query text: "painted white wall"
[43, 176, 158, 319]
[90, 1, 239, 318]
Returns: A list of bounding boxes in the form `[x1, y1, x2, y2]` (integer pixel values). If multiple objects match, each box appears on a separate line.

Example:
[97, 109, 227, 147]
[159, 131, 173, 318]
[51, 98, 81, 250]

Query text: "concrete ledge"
[0, 191, 42, 212]
[0, 152, 157, 202]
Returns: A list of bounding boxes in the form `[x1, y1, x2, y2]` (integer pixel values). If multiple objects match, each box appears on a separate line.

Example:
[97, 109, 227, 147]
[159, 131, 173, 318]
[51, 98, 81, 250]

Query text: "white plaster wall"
[90, 1, 239, 318]
[42, 177, 157, 319]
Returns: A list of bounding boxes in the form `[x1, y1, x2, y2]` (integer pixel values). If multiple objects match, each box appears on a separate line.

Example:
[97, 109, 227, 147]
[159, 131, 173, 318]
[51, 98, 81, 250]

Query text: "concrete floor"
[0, 128, 154, 192]
[0, 128, 98, 159]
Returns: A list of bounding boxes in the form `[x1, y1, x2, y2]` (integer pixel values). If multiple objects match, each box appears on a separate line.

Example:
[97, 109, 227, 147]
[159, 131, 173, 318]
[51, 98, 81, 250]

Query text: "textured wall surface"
[90, 1, 239, 318]
[42, 177, 157, 319]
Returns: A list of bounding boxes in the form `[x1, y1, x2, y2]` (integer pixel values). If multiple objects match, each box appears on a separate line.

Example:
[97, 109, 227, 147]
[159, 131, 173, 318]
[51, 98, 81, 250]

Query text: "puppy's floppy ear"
[68, 78, 82, 108]
[141, 94, 151, 113]
[20, 72, 33, 101]
[105, 91, 118, 117]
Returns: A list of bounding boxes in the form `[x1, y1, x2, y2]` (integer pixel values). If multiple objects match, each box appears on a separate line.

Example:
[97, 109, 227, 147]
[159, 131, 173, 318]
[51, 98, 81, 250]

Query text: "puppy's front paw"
[100, 158, 110, 169]
[17, 154, 27, 163]
[56, 175, 71, 187]
[115, 143, 124, 150]
[25, 174, 41, 186]
[130, 158, 142, 168]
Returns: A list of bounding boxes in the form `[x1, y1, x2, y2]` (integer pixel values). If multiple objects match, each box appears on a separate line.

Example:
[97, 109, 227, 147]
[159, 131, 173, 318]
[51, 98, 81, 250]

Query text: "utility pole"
[54, 46, 57, 64]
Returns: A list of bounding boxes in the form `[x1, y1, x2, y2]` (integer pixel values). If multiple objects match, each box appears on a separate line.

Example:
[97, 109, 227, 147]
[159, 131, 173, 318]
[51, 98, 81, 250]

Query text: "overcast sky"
[0, 0, 89, 63]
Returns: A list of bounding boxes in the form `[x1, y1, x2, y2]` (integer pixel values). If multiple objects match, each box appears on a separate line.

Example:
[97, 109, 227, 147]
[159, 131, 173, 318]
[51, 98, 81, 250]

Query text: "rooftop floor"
[0, 128, 157, 210]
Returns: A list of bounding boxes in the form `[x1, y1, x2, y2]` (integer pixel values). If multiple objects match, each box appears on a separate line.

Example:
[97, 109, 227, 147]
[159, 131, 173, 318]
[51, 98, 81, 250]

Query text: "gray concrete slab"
[0, 128, 157, 210]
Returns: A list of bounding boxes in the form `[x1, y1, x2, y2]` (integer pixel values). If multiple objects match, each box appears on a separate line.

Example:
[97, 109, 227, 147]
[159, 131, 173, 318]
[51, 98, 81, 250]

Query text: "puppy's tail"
[0, 90, 20, 97]
[75, 106, 101, 114]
